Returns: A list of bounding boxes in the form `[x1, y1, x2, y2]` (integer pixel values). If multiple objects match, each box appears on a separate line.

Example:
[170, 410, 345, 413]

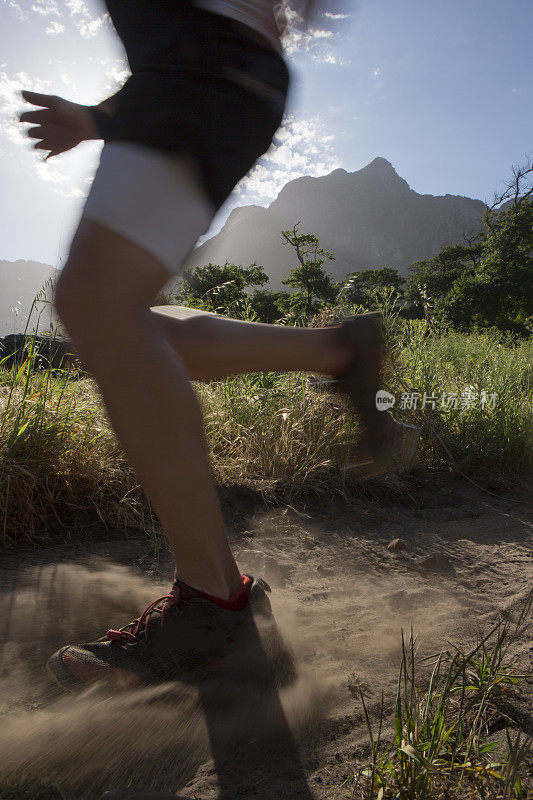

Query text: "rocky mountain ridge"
[178, 157, 486, 288]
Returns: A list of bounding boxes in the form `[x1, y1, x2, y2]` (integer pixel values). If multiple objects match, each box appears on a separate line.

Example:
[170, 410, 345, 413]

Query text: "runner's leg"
[151, 310, 352, 381]
[55, 219, 242, 599]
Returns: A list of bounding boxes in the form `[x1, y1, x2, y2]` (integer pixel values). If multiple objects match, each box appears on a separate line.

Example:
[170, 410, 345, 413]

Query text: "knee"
[54, 257, 130, 344]
[155, 310, 213, 352]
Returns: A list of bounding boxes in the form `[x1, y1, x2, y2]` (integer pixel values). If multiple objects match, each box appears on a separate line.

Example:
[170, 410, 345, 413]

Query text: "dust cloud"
[0, 563, 329, 797]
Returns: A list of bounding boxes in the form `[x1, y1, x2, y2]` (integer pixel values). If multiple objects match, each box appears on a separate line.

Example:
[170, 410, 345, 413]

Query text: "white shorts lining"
[81, 142, 216, 276]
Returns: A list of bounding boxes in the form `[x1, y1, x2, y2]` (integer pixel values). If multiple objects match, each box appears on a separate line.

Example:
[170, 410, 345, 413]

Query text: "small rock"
[418, 553, 455, 574]
[387, 537, 407, 552]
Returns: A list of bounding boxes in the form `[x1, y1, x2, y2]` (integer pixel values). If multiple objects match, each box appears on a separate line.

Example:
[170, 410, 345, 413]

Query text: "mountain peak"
[357, 157, 410, 192]
[366, 157, 395, 171]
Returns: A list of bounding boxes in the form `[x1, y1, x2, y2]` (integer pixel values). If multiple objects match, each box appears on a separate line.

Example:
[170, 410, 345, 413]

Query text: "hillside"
[177, 158, 486, 288]
[0, 259, 57, 336]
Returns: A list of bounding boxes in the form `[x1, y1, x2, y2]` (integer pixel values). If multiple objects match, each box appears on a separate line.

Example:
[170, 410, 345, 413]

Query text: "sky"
[0, 0, 532, 269]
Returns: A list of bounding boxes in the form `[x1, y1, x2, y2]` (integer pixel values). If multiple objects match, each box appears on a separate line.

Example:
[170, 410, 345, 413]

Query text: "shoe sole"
[47, 646, 83, 693]
[47, 646, 148, 692]
[47, 616, 297, 693]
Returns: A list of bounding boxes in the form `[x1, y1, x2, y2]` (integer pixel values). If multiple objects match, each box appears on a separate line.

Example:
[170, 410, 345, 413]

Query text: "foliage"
[406, 243, 483, 322]
[349, 594, 532, 799]
[248, 288, 293, 323]
[0, 340, 155, 547]
[177, 261, 269, 313]
[407, 162, 533, 336]
[340, 267, 406, 310]
[445, 200, 533, 334]
[279, 223, 338, 317]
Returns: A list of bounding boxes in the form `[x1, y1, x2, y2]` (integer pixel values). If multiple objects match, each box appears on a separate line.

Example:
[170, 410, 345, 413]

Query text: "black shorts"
[91, 5, 290, 210]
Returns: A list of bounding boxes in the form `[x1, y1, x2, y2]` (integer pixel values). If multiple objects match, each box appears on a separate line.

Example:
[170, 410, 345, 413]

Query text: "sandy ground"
[0, 473, 531, 799]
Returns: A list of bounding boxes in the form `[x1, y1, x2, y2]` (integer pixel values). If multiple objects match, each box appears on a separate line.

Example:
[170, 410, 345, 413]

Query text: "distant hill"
[0, 260, 57, 336]
[176, 157, 486, 288]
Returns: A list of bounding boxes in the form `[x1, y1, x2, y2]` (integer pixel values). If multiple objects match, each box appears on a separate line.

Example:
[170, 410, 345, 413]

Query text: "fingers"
[20, 90, 59, 108]
[19, 109, 51, 124]
[26, 126, 46, 139]
[33, 140, 60, 160]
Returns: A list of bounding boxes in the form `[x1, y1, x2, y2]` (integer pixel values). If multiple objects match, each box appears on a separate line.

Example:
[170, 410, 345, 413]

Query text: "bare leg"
[55, 220, 242, 598]
[55, 221, 353, 600]
[151, 309, 350, 381]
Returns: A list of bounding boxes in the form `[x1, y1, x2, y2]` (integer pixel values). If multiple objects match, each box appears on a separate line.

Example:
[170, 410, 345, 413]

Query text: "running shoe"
[335, 312, 420, 475]
[47, 574, 294, 691]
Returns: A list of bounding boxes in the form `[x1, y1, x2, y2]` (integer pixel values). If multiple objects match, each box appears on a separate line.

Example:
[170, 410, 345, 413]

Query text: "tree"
[178, 261, 269, 313]
[280, 224, 338, 317]
[406, 243, 483, 322]
[444, 199, 533, 334]
[339, 267, 405, 309]
[249, 289, 293, 323]
[406, 161, 533, 335]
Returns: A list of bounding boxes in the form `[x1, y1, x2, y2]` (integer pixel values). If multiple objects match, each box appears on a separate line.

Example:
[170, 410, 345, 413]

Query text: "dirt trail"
[0, 476, 531, 799]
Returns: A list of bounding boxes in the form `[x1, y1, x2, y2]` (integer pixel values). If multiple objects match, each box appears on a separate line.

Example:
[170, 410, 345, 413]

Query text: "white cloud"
[46, 20, 66, 34]
[235, 114, 341, 202]
[281, 9, 349, 66]
[64, 0, 107, 38]
[33, 159, 86, 198]
[6, 0, 108, 36]
[100, 58, 130, 93]
[60, 72, 79, 90]
[283, 24, 334, 56]
[32, 1, 61, 16]
[324, 12, 351, 20]
[0, 69, 96, 198]
[315, 52, 351, 66]
[35, 160, 68, 183]
[64, 0, 87, 13]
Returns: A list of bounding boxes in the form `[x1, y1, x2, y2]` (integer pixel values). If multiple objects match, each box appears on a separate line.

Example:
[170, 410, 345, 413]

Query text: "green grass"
[390, 322, 532, 476]
[0, 306, 531, 547]
[346, 593, 532, 799]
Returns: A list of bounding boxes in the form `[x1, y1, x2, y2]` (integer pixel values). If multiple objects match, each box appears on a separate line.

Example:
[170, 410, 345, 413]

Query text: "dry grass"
[0, 313, 531, 547]
[0, 366, 152, 547]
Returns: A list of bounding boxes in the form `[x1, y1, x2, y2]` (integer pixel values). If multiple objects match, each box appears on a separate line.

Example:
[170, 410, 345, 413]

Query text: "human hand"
[18, 90, 100, 159]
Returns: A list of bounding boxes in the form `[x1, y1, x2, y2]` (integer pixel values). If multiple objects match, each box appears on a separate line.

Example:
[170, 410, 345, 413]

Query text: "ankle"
[196, 575, 250, 610]
[322, 326, 352, 377]
[174, 568, 242, 601]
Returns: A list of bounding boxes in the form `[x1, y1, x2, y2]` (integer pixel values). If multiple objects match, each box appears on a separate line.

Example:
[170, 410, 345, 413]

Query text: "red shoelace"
[106, 585, 190, 650]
